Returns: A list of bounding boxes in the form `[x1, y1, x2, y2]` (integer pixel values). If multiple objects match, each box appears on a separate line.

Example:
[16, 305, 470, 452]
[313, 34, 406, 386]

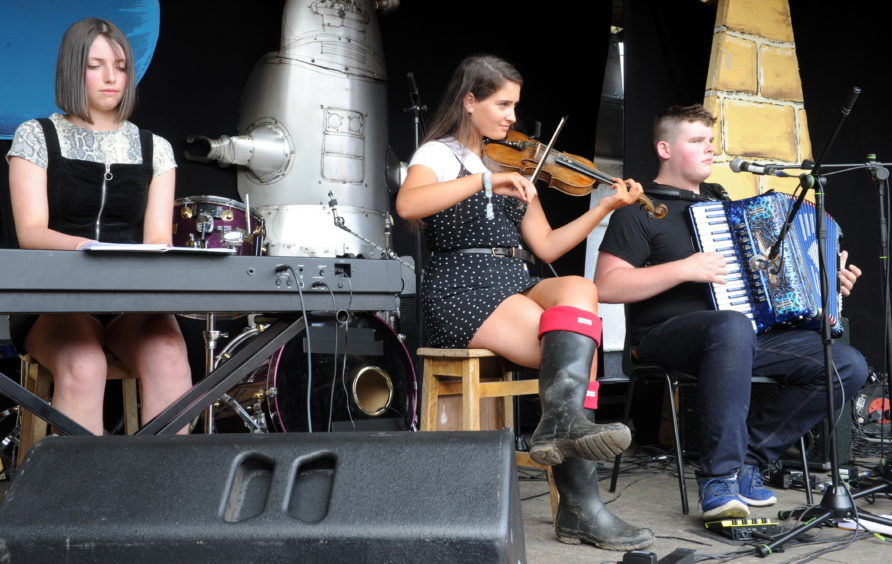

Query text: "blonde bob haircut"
[55, 17, 137, 124]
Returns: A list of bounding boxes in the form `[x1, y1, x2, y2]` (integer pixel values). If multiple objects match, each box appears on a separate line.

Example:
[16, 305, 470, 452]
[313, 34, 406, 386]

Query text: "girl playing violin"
[395, 54, 652, 551]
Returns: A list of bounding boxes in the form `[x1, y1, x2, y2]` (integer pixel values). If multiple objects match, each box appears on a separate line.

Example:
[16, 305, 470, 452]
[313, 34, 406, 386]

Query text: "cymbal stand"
[202, 313, 224, 434]
[199, 313, 268, 434]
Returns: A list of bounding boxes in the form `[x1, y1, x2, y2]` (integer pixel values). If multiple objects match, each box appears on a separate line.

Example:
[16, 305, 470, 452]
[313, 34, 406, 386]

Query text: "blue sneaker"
[737, 464, 777, 506]
[699, 476, 749, 520]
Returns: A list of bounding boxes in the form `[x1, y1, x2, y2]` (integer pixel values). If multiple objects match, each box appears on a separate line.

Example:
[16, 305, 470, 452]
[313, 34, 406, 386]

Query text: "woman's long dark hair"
[423, 55, 523, 146]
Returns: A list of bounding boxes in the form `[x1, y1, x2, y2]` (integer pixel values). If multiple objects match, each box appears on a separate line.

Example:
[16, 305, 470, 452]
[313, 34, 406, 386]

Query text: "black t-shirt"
[598, 182, 729, 344]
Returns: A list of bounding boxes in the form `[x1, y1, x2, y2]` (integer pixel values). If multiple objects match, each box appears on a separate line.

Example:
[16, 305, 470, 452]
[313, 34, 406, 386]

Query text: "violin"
[483, 130, 668, 219]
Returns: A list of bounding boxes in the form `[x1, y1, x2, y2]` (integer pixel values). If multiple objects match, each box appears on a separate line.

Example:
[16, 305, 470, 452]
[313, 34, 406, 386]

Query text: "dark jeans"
[635, 310, 868, 478]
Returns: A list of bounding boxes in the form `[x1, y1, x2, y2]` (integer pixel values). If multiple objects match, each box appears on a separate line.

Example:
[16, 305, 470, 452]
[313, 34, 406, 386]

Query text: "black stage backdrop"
[1, 0, 888, 369]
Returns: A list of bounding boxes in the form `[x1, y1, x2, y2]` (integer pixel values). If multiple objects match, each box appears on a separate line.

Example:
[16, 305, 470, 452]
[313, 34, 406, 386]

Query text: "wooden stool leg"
[545, 467, 558, 521]
[462, 358, 482, 431]
[106, 357, 140, 435]
[500, 361, 514, 431]
[121, 378, 140, 435]
[515, 451, 559, 523]
[17, 355, 142, 469]
[420, 358, 440, 431]
[417, 349, 557, 523]
[17, 357, 52, 466]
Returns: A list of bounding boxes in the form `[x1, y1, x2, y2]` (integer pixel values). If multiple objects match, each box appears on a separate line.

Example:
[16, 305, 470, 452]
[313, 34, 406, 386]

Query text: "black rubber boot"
[529, 328, 631, 465]
[552, 457, 654, 551]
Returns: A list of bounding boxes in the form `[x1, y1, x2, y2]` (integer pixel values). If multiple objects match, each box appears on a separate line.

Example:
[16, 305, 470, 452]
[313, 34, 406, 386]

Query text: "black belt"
[438, 247, 535, 264]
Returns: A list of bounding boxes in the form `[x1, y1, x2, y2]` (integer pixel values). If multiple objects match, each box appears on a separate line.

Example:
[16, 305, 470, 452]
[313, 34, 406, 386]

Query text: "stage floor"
[522, 447, 892, 564]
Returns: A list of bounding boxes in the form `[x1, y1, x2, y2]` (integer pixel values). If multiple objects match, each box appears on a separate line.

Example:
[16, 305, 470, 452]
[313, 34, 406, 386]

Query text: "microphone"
[841, 86, 861, 116]
[730, 157, 792, 177]
[407, 72, 420, 105]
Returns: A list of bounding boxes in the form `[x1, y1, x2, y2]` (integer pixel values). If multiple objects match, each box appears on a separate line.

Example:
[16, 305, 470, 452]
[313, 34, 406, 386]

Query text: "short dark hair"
[423, 54, 523, 146]
[55, 17, 137, 124]
[653, 104, 715, 146]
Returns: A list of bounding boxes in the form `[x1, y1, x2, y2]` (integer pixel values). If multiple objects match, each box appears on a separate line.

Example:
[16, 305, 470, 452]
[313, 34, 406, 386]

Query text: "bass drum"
[217, 313, 417, 433]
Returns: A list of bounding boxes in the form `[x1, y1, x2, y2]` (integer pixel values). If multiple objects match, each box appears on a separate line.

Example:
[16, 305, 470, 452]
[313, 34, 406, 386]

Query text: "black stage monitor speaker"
[0, 430, 525, 563]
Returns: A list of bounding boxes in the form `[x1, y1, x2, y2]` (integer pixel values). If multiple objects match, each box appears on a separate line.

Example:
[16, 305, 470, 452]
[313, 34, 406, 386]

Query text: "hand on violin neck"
[597, 177, 644, 212]
[492, 171, 536, 203]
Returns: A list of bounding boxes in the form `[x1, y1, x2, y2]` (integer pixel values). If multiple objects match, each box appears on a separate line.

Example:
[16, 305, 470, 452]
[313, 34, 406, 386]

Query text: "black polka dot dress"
[422, 184, 542, 348]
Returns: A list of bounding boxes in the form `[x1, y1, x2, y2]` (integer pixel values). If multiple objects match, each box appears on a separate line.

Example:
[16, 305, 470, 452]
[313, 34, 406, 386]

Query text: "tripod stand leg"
[756, 508, 833, 557]
[798, 435, 814, 505]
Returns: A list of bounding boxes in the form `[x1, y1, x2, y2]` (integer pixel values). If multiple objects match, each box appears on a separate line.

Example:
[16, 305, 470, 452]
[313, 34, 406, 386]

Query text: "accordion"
[688, 192, 843, 336]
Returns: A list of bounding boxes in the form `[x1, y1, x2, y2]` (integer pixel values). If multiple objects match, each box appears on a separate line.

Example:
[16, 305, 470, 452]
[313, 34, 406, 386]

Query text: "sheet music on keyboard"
[82, 242, 235, 255]
[689, 192, 843, 336]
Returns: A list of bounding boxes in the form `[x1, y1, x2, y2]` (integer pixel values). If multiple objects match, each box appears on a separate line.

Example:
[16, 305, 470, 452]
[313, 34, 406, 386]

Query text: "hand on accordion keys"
[685, 251, 729, 284]
[838, 250, 862, 297]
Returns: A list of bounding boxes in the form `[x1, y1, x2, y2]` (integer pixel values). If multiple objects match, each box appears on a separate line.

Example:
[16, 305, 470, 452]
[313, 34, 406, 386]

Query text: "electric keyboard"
[0, 249, 402, 314]
[688, 192, 843, 335]
[0, 248, 404, 436]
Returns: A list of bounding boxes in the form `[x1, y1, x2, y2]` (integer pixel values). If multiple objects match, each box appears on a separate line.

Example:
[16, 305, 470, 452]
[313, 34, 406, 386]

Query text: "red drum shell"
[173, 195, 263, 255]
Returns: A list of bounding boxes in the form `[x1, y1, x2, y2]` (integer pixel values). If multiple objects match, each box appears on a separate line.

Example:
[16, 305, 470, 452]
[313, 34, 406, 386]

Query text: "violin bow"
[527, 115, 568, 184]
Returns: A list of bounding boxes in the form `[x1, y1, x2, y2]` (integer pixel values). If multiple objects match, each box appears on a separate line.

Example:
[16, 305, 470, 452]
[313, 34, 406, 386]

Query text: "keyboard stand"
[0, 373, 92, 436]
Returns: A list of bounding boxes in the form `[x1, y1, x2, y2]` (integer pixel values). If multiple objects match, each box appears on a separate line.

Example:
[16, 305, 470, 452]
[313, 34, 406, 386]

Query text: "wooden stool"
[17, 353, 140, 465]
[417, 347, 560, 521]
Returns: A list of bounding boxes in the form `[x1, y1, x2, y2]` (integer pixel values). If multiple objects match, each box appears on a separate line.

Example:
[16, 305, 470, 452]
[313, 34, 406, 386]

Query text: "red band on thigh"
[538, 306, 602, 345]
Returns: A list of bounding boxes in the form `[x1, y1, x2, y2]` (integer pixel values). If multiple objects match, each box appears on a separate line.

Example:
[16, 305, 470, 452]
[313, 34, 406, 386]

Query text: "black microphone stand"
[403, 72, 427, 381]
[856, 155, 892, 484]
[756, 88, 892, 557]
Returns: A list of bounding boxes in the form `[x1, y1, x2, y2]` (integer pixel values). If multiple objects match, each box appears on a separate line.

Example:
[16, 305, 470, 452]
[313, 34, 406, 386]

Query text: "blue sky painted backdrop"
[0, 0, 160, 138]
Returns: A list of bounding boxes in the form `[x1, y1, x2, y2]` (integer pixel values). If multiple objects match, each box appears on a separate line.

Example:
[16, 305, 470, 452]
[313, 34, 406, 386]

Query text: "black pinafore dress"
[8, 118, 154, 353]
[421, 160, 542, 348]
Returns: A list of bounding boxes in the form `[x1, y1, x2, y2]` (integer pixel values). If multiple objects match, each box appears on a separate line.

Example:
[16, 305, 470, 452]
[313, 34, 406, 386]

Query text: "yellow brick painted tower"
[703, 0, 812, 200]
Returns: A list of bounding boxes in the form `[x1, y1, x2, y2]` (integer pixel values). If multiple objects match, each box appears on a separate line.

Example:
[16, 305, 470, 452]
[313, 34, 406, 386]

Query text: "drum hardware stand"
[216, 392, 268, 433]
[1, 405, 18, 476]
[201, 192, 260, 434]
[202, 313, 226, 434]
[752, 88, 892, 556]
[207, 314, 274, 434]
[217, 192, 262, 253]
[326, 192, 414, 270]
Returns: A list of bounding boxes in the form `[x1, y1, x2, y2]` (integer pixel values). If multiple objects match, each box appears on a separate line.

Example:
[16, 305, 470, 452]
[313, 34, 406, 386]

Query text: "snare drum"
[216, 313, 417, 433]
[173, 195, 264, 255]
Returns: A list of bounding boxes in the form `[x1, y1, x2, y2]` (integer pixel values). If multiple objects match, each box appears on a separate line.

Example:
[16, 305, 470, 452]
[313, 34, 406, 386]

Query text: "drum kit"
[172, 194, 417, 436]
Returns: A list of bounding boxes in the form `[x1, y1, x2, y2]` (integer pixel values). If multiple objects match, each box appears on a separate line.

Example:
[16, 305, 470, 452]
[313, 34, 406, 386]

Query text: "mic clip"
[749, 254, 783, 275]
